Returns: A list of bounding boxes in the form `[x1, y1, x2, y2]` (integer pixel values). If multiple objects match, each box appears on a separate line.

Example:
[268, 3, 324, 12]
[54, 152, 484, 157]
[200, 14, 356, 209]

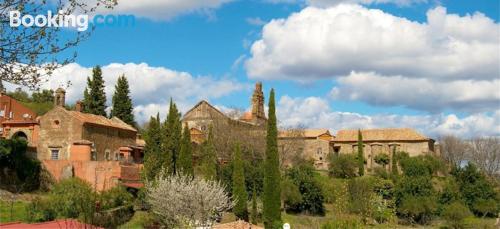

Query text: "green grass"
[0, 200, 29, 223]
[118, 211, 154, 229]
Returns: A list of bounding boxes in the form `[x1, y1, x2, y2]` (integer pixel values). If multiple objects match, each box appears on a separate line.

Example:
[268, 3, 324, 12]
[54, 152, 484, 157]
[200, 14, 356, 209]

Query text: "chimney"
[75, 100, 83, 112]
[251, 82, 265, 119]
[54, 88, 66, 107]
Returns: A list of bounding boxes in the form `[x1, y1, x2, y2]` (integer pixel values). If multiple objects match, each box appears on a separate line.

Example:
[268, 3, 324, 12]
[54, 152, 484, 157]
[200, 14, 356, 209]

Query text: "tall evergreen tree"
[83, 66, 107, 116]
[232, 143, 248, 220]
[263, 89, 281, 228]
[251, 183, 258, 225]
[142, 114, 163, 180]
[178, 125, 193, 176]
[357, 130, 365, 176]
[162, 99, 182, 174]
[110, 75, 135, 126]
[201, 125, 217, 180]
[391, 147, 398, 175]
[82, 79, 91, 112]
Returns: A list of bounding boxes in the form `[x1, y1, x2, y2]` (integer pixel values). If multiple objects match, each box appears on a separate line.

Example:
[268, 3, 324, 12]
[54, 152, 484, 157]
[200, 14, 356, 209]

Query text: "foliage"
[99, 186, 134, 210]
[50, 178, 95, 222]
[0, 0, 115, 89]
[373, 167, 389, 179]
[263, 88, 282, 227]
[452, 163, 499, 217]
[146, 171, 233, 228]
[251, 184, 259, 224]
[162, 99, 182, 174]
[438, 178, 463, 209]
[110, 75, 136, 126]
[232, 143, 248, 220]
[441, 202, 472, 229]
[178, 125, 194, 176]
[347, 177, 374, 221]
[286, 164, 325, 215]
[142, 114, 163, 180]
[281, 178, 303, 209]
[7, 89, 54, 115]
[328, 154, 357, 179]
[83, 66, 107, 116]
[26, 197, 55, 222]
[472, 199, 498, 218]
[374, 153, 390, 167]
[0, 139, 41, 192]
[400, 155, 443, 177]
[390, 149, 397, 177]
[357, 130, 364, 176]
[118, 211, 156, 229]
[200, 125, 218, 180]
[397, 196, 437, 225]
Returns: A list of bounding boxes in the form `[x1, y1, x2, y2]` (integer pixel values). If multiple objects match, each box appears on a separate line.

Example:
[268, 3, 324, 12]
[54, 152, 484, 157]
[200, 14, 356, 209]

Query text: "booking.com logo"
[9, 10, 135, 32]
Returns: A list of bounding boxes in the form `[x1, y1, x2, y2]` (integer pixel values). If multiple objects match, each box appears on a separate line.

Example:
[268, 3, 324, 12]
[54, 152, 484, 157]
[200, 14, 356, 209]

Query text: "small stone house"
[278, 129, 334, 170]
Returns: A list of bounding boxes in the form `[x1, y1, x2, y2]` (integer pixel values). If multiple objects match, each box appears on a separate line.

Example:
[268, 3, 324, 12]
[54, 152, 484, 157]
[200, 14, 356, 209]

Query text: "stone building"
[0, 92, 39, 145]
[182, 82, 267, 160]
[37, 88, 144, 190]
[331, 128, 436, 172]
[278, 129, 334, 170]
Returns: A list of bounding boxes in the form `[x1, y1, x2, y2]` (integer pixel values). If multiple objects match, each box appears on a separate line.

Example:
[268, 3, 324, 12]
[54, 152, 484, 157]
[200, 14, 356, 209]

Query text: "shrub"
[374, 153, 390, 167]
[146, 171, 233, 228]
[100, 186, 134, 210]
[26, 197, 55, 222]
[348, 177, 374, 218]
[286, 164, 325, 215]
[398, 196, 437, 225]
[50, 178, 96, 222]
[281, 178, 302, 210]
[328, 154, 357, 178]
[441, 202, 472, 229]
[373, 167, 389, 179]
[472, 199, 498, 218]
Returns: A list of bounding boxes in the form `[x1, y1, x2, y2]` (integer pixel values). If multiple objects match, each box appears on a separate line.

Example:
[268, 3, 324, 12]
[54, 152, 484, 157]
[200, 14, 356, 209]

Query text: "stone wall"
[82, 124, 136, 161]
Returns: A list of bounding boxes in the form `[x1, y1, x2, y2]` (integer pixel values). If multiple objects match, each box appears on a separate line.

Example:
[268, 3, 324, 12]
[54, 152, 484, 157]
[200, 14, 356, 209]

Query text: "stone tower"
[54, 88, 66, 107]
[251, 82, 265, 120]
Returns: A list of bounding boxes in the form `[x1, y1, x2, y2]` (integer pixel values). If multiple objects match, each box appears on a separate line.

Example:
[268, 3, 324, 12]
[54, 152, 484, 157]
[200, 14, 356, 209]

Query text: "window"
[317, 148, 322, 155]
[91, 151, 97, 161]
[0, 110, 4, 117]
[50, 149, 59, 160]
[105, 150, 111, 161]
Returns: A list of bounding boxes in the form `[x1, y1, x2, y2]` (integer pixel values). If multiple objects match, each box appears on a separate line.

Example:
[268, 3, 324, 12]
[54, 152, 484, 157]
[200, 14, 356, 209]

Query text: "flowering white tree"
[146, 171, 233, 228]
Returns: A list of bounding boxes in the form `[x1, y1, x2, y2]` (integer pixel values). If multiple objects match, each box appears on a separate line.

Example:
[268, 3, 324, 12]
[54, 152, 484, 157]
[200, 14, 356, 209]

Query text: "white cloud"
[307, 0, 427, 7]
[95, 0, 233, 21]
[330, 71, 500, 113]
[26, 63, 244, 123]
[246, 5, 499, 81]
[277, 95, 500, 138]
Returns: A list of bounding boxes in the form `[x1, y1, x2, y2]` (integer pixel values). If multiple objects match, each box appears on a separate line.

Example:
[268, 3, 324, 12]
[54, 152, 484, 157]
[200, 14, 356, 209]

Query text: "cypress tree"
[357, 129, 365, 176]
[201, 125, 217, 180]
[162, 99, 182, 174]
[391, 147, 398, 175]
[83, 66, 107, 116]
[263, 89, 281, 228]
[178, 125, 193, 176]
[232, 143, 248, 220]
[82, 79, 91, 113]
[110, 75, 135, 126]
[142, 114, 163, 180]
[251, 184, 258, 224]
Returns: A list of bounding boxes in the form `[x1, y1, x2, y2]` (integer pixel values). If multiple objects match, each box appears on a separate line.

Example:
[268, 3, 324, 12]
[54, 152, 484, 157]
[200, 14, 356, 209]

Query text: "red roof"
[0, 219, 102, 228]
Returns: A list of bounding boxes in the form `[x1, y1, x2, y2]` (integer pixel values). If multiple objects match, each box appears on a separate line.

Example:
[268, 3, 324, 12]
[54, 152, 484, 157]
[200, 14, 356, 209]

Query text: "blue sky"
[35, 0, 499, 138]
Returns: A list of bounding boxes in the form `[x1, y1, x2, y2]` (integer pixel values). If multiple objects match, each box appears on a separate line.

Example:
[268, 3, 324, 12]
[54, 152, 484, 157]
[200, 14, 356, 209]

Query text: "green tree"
[232, 143, 248, 220]
[441, 202, 472, 229]
[263, 89, 282, 228]
[178, 125, 193, 176]
[200, 125, 217, 180]
[286, 164, 325, 215]
[83, 66, 107, 116]
[110, 75, 135, 126]
[251, 184, 258, 224]
[142, 114, 163, 180]
[162, 99, 182, 174]
[391, 147, 398, 175]
[357, 130, 364, 176]
[32, 89, 54, 103]
[328, 154, 358, 179]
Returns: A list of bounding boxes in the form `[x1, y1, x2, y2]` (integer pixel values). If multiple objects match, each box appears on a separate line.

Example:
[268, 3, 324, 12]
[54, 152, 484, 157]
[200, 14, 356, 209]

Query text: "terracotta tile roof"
[0, 219, 103, 228]
[334, 128, 430, 142]
[56, 107, 136, 132]
[279, 129, 332, 138]
[213, 220, 263, 229]
[240, 111, 253, 121]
